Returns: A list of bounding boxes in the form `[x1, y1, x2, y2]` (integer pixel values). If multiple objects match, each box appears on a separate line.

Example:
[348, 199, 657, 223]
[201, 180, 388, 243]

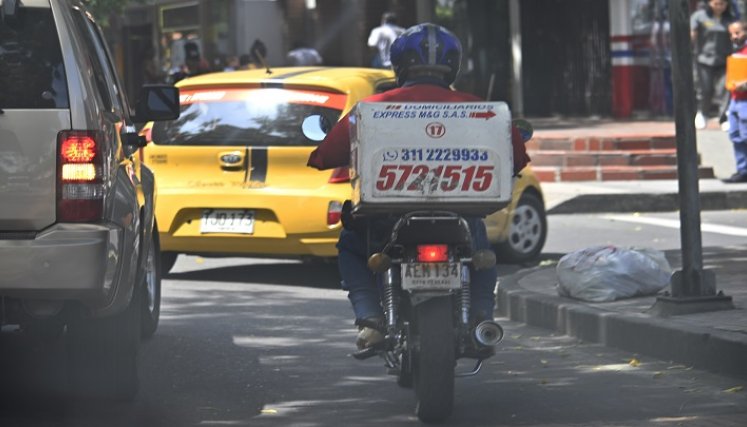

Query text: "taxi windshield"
[151, 87, 346, 147]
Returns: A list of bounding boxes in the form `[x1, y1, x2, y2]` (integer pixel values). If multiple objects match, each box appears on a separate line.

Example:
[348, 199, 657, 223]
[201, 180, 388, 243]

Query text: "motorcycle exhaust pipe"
[473, 320, 504, 347]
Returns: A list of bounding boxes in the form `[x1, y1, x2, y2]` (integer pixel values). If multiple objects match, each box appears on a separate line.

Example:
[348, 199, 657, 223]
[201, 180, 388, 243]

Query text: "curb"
[547, 190, 747, 214]
[496, 266, 747, 380]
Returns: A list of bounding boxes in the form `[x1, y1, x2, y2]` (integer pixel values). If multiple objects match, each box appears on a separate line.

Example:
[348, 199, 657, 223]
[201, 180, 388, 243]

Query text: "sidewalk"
[496, 118, 747, 380]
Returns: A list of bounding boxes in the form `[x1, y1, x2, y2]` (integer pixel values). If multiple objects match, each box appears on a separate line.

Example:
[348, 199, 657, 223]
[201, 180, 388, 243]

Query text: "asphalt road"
[1, 210, 746, 426]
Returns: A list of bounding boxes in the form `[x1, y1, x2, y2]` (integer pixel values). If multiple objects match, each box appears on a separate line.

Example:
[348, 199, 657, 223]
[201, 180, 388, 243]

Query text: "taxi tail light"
[140, 126, 153, 143]
[328, 166, 350, 183]
[327, 201, 343, 226]
[57, 130, 104, 222]
[417, 245, 449, 263]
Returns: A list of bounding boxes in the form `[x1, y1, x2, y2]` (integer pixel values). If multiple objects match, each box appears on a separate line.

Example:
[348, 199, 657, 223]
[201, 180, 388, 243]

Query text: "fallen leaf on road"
[540, 359, 548, 366]
[629, 358, 641, 367]
[723, 386, 744, 393]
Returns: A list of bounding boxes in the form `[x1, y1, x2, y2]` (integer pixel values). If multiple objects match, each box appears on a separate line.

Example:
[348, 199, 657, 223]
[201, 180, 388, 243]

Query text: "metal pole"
[509, 0, 523, 116]
[669, 0, 705, 296]
[650, 0, 732, 316]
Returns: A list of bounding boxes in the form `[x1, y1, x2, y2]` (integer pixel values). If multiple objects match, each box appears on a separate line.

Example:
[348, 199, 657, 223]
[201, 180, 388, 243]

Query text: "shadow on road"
[166, 260, 341, 289]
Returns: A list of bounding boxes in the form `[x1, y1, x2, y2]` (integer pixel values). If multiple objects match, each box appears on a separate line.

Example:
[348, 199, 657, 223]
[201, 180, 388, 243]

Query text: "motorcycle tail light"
[328, 166, 350, 183]
[57, 130, 104, 222]
[327, 200, 343, 225]
[417, 244, 449, 263]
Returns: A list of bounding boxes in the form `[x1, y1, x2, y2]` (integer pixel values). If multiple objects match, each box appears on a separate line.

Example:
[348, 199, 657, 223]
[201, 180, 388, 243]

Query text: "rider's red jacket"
[307, 83, 531, 176]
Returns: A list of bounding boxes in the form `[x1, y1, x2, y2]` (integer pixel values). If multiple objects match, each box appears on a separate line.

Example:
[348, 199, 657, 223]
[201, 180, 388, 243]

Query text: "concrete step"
[532, 165, 716, 182]
[526, 136, 676, 152]
[529, 149, 678, 168]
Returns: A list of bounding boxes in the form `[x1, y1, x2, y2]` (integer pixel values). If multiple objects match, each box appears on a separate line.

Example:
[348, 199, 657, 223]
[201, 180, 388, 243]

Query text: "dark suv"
[0, 0, 179, 399]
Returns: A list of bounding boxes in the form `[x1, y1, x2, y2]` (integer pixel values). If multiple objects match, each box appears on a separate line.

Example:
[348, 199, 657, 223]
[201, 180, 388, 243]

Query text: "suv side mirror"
[133, 85, 180, 122]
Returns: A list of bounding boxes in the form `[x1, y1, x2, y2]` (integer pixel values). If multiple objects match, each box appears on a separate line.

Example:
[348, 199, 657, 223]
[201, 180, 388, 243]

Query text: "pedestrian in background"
[223, 55, 240, 71]
[286, 42, 323, 66]
[690, 0, 737, 129]
[723, 20, 747, 183]
[367, 12, 404, 68]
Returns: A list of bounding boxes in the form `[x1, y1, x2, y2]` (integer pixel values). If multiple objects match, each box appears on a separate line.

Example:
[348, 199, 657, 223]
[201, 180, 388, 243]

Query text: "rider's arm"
[511, 125, 531, 176]
[307, 112, 352, 170]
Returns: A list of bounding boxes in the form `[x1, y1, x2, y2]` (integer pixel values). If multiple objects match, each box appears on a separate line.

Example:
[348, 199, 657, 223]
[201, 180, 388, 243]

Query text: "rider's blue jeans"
[336, 217, 498, 323]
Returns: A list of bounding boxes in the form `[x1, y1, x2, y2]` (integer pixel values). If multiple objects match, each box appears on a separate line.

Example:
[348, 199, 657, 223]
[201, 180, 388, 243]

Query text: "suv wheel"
[494, 192, 547, 263]
[66, 285, 142, 401]
[141, 225, 162, 339]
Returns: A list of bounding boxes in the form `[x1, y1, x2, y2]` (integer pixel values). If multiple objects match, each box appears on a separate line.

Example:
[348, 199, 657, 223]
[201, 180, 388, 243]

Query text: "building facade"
[114, 0, 736, 119]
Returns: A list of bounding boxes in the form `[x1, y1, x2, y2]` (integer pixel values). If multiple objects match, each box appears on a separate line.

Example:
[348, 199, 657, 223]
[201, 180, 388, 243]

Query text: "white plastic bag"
[556, 246, 672, 302]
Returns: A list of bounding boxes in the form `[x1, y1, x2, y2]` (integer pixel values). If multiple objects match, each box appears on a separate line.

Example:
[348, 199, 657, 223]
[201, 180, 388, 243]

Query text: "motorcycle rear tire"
[413, 297, 455, 423]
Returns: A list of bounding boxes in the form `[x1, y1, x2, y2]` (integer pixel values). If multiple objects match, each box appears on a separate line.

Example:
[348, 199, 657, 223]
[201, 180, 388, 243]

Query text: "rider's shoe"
[355, 317, 385, 350]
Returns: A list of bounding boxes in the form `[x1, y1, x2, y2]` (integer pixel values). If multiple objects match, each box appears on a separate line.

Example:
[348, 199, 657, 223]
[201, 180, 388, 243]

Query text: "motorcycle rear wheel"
[412, 297, 455, 423]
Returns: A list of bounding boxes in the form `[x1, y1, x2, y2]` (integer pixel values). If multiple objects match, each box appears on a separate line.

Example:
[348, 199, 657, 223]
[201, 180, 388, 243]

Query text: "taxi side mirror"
[133, 85, 180, 123]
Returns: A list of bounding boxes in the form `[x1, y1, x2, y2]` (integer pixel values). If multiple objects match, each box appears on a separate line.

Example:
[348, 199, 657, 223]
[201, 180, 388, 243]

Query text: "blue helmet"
[390, 23, 462, 86]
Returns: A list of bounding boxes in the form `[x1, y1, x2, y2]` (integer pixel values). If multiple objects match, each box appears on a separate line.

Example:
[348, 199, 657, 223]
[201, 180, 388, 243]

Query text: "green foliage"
[435, 1, 455, 29]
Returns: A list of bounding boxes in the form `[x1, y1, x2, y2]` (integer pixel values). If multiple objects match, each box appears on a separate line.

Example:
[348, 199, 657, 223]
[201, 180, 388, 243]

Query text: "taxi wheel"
[494, 192, 547, 263]
[161, 251, 178, 274]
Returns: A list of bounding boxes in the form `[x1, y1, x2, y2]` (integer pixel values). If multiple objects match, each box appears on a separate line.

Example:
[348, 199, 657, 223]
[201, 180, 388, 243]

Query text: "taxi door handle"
[218, 151, 245, 171]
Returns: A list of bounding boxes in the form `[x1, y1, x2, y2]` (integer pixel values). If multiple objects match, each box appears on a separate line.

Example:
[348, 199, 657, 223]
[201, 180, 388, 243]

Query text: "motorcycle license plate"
[401, 263, 461, 291]
[200, 209, 255, 234]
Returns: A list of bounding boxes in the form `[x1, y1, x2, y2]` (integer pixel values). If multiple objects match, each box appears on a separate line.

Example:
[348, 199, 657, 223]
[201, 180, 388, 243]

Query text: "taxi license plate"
[200, 209, 254, 234]
[401, 263, 461, 291]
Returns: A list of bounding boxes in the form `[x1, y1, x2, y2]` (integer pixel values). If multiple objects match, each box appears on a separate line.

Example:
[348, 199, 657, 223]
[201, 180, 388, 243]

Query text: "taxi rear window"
[151, 88, 346, 147]
[0, 7, 69, 109]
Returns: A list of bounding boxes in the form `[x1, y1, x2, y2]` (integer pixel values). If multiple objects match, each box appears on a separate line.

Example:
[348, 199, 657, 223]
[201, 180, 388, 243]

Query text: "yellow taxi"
[142, 67, 546, 272]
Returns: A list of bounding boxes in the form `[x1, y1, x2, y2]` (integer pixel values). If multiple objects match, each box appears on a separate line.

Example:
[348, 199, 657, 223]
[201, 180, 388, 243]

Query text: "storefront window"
[159, 3, 201, 80]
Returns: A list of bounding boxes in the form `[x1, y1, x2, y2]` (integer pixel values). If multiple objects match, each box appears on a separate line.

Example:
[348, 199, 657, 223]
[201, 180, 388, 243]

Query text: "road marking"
[604, 215, 747, 237]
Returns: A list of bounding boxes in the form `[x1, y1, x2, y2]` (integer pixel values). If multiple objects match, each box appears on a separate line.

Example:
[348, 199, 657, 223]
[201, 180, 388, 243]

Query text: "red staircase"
[526, 121, 716, 182]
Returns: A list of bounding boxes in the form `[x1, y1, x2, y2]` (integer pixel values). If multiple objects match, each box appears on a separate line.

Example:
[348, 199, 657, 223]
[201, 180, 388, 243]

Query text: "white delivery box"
[350, 102, 513, 216]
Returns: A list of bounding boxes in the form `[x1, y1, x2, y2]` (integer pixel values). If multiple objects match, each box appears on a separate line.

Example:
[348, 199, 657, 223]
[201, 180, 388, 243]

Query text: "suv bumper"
[0, 223, 123, 310]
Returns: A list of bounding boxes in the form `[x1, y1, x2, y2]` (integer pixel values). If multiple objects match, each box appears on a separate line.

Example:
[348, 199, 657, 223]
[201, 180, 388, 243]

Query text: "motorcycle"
[353, 209, 504, 423]
[303, 104, 532, 423]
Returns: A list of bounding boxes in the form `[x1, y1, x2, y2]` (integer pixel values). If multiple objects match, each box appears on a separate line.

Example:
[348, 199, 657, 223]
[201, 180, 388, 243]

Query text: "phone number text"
[399, 148, 489, 162]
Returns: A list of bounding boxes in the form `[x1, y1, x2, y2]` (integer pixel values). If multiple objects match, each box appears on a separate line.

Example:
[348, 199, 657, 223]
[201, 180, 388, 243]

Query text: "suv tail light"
[327, 201, 343, 226]
[417, 245, 449, 263]
[328, 166, 350, 183]
[57, 131, 104, 222]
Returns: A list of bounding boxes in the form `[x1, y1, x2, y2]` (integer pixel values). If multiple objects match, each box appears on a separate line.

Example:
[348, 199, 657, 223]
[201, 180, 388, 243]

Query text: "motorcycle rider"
[307, 23, 530, 351]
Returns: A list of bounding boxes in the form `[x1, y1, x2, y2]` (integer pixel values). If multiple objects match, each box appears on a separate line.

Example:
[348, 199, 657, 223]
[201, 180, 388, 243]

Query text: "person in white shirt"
[286, 42, 323, 66]
[367, 12, 404, 68]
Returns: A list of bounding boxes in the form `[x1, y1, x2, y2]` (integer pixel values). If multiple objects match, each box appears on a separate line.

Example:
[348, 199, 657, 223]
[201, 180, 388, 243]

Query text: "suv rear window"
[0, 7, 69, 109]
[151, 88, 346, 147]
